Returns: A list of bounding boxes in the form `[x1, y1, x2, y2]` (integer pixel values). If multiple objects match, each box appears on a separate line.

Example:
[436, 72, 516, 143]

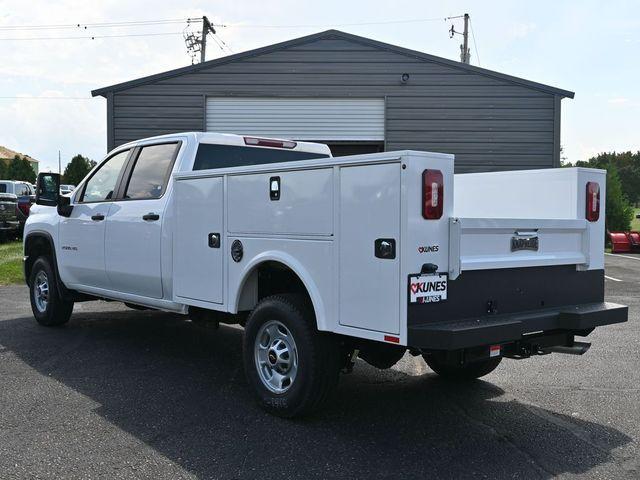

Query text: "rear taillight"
[18, 202, 30, 216]
[422, 169, 444, 219]
[244, 136, 297, 149]
[585, 182, 600, 222]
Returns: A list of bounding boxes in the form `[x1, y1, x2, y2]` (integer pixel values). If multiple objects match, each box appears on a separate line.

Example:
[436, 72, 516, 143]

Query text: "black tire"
[29, 257, 74, 327]
[423, 353, 502, 380]
[243, 294, 341, 418]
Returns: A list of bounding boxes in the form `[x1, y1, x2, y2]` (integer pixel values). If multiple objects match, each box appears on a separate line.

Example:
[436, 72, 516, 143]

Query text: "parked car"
[60, 184, 76, 195]
[0, 189, 19, 241]
[0, 180, 34, 233]
[24, 132, 627, 417]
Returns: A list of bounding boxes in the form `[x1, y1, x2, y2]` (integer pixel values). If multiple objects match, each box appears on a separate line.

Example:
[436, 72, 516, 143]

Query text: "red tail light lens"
[244, 136, 297, 149]
[585, 182, 600, 222]
[18, 202, 30, 216]
[422, 169, 444, 219]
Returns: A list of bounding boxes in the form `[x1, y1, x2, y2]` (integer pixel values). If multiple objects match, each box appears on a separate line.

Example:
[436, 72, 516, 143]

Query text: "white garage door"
[206, 97, 385, 141]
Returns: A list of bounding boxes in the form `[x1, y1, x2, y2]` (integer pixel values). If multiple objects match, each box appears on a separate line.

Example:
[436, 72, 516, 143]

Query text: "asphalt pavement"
[0, 254, 638, 479]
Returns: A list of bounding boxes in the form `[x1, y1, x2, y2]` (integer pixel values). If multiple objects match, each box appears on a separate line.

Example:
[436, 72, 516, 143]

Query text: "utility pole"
[200, 16, 215, 63]
[461, 13, 470, 64]
[58, 150, 61, 175]
[447, 13, 471, 64]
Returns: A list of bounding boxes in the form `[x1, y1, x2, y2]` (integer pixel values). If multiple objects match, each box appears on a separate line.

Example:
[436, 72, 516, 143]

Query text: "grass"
[0, 240, 23, 286]
[632, 208, 640, 232]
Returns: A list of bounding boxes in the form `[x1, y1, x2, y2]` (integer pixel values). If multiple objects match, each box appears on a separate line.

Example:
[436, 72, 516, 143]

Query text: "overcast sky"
[0, 0, 638, 172]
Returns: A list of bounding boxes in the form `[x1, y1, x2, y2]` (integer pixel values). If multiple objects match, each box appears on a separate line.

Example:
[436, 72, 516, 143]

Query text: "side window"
[80, 150, 129, 203]
[123, 143, 179, 200]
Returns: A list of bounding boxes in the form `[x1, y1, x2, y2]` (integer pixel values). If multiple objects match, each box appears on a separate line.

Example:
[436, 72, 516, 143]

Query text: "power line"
[213, 17, 446, 29]
[469, 18, 481, 66]
[0, 18, 193, 30]
[0, 31, 184, 41]
[0, 96, 93, 100]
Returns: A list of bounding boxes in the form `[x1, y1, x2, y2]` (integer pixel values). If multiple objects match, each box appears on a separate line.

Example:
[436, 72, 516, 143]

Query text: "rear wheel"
[243, 294, 341, 417]
[29, 257, 74, 327]
[423, 353, 502, 380]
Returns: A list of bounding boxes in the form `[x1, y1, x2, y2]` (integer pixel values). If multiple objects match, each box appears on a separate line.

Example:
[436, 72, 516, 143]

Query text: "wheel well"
[237, 261, 312, 313]
[24, 234, 54, 286]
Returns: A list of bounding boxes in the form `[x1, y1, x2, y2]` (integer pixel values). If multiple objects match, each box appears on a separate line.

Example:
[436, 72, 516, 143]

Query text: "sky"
[0, 0, 638, 173]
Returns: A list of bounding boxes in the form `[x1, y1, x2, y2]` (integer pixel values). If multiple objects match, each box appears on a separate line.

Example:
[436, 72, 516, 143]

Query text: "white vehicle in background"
[59, 184, 75, 195]
[24, 132, 627, 417]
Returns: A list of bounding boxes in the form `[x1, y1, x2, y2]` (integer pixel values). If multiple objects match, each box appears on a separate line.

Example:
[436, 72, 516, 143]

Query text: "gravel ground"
[0, 254, 638, 479]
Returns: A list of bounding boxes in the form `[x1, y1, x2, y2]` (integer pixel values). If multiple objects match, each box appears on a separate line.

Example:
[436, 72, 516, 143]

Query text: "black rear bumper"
[408, 302, 628, 350]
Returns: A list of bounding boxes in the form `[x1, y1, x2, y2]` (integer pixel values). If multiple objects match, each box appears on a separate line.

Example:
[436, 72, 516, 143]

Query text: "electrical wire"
[0, 31, 185, 41]
[0, 18, 193, 30]
[211, 17, 446, 29]
[469, 18, 480, 66]
[0, 96, 93, 100]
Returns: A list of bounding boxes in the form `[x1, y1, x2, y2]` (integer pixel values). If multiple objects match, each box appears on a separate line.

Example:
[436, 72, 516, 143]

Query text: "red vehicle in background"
[0, 180, 35, 235]
[609, 230, 640, 253]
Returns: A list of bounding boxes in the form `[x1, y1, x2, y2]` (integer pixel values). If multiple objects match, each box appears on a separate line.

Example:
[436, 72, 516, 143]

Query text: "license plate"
[409, 273, 448, 304]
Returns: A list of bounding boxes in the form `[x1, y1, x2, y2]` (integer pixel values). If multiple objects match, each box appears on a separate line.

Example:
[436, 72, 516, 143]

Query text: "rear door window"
[0, 183, 8, 193]
[123, 143, 179, 200]
[193, 144, 329, 170]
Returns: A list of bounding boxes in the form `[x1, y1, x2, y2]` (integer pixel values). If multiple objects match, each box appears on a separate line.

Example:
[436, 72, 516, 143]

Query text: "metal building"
[92, 29, 574, 172]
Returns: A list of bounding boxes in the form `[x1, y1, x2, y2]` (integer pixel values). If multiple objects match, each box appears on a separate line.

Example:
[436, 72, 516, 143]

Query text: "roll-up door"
[206, 97, 385, 141]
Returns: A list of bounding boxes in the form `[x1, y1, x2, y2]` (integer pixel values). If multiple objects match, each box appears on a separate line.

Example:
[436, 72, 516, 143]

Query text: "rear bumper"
[408, 302, 628, 350]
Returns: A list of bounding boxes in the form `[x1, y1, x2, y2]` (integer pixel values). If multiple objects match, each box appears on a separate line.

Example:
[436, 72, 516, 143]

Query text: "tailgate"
[448, 217, 589, 279]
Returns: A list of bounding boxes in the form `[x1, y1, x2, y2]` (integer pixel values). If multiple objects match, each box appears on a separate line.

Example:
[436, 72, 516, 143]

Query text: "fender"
[232, 250, 328, 331]
[24, 231, 62, 292]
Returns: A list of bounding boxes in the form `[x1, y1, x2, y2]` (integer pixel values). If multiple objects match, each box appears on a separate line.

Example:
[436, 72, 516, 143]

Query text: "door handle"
[142, 213, 160, 221]
[91, 214, 105, 221]
[374, 238, 396, 259]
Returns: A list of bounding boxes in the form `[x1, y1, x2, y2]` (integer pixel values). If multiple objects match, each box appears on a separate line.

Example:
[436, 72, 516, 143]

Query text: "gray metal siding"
[109, 36, 560, 172]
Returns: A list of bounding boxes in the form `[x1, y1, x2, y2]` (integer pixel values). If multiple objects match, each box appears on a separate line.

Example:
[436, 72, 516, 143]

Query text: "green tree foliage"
[566, 151, 639, 232]
[63, 154, 94, 185]
[570, 151, 640, 205]
[2, 155, 36, 183]
[603, 164, 634, 231]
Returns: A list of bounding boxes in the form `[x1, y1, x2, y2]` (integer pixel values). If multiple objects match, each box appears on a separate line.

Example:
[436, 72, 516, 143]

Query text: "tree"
[4, 155, 36, 183]
[570, 151, 640, 206]
[0, 160, 6, 179]
[63, 154, 93, 185]
[604, 164, 634, 232]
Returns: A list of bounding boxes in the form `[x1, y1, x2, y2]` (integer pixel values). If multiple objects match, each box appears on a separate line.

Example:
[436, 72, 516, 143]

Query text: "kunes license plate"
[409, 274, 448, 304]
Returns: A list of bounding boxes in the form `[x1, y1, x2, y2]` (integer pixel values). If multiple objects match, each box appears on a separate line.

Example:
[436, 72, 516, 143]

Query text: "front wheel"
[29, 257, 74, 327]
[243, 294, 341, 417]
[423, 353, 502, 380]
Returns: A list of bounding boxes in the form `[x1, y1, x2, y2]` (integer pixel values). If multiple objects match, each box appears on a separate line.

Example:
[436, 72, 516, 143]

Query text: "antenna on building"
[447, 13, 471, 64]
[184, 16, 216, 64]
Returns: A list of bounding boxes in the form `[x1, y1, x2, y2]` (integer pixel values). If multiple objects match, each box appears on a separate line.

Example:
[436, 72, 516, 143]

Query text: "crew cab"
[24, 132, 627, 417]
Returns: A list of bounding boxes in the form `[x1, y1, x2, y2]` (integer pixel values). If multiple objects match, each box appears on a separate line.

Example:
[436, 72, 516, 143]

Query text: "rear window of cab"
[193, 143, 329, 170]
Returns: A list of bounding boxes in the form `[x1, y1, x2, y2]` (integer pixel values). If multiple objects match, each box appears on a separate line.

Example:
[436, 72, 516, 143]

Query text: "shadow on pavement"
[0, 308, 632, 479]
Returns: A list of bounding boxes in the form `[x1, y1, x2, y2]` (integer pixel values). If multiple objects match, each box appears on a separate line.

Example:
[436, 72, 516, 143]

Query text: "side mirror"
[35, 172, 60, 207]
[35, 173, 73, 217]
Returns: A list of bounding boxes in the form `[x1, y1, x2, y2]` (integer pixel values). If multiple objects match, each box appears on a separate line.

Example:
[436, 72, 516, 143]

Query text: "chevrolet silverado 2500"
[24, 132, 627, 417]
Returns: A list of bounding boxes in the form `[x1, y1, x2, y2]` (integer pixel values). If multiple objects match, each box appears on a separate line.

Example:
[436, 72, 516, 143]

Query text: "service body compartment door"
[339, 163, 401, 334]
[174, 177, 224, 304]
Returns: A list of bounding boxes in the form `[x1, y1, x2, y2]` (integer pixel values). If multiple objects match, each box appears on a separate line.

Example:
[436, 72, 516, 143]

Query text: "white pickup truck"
[25, 132, 627, 417]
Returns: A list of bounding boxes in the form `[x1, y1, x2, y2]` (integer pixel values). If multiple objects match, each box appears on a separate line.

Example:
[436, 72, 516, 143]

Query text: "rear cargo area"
[450, 167, 606, 279]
